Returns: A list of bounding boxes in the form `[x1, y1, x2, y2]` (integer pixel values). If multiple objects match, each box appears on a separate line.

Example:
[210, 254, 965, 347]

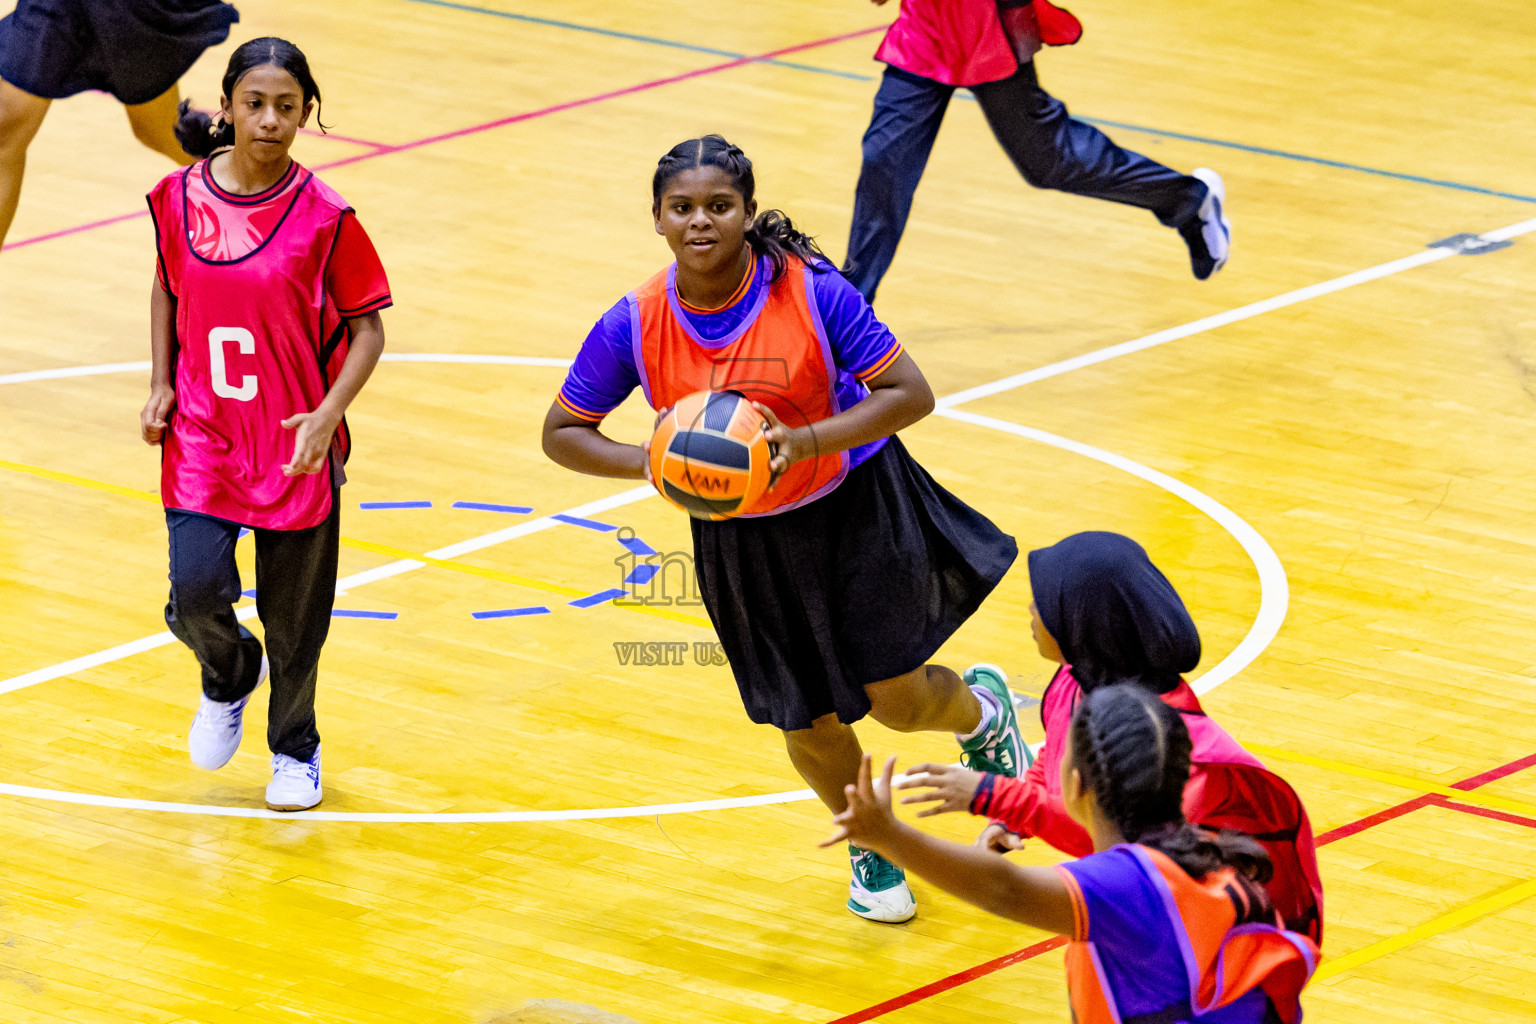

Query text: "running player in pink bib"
[140, 38, 390, 811]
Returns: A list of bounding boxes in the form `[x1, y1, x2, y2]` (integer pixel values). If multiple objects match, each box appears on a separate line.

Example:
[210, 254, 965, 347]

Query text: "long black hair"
[651, 135, 830, 283]
[1071, 684, 1274, 892]
[174, 37, 325, 158]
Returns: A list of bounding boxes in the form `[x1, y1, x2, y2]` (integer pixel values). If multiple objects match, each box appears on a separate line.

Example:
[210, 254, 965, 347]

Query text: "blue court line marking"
[624, 564, 661, 586]
[360, 500, 433, 510]
[472, 606, 551, 619]
[569, 589, 627, 609]
[241, 588, 257, 598]
[402, 0, 872, 80]
[333, 609, 399, 620]
[406, 0, 1536, 205]
[237, 528, 251, 539]
[619, 535, 657, 556]
[552, 514, 618, 532]
[452, 501, 534, 514]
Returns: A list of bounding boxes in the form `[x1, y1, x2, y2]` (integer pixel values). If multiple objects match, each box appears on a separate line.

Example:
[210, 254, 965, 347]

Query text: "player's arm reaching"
[900, 758, 1095, 857]
[824, 754, 1076, 934]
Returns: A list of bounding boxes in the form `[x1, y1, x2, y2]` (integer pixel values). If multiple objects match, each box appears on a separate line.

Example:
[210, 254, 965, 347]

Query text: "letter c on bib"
[209, 327, 258, 402]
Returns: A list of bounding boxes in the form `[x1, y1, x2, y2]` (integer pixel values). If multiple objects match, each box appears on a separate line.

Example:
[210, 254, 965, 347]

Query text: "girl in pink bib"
[140, 37, 390, 811]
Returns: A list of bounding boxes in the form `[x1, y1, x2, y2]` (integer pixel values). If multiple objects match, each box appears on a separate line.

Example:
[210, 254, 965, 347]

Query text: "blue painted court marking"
[237, 528, 251, 539]
[552, 513, 618, 532]
[402, 0, 873, 80]
[624, 564, 661, 586]
[241, 588, 256, 598]
[472, 606, 551, 619]
[408, 0, 1536, 206]
[332, 609, 399, 620]
[360, 500, 433, 510]
[569, 589, 627, 609]
[452, 501, 533, 514]
[616, 529, 656, 556]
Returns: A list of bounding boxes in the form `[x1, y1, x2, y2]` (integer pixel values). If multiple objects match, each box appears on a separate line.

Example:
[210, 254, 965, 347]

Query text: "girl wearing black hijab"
[899, 532, 1326, 942]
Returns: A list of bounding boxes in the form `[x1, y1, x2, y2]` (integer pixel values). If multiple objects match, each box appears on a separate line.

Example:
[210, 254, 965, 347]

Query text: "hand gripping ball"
[649, 389, 775, 520]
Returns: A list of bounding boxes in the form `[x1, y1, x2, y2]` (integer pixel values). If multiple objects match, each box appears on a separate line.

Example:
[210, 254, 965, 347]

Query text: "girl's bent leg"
[124, 83, 196, 166]
[866, 664, 981, 736]
[0, 79, 50, 247]
[253, 491, 340, 762]
[165, 510, 263, 701]
[784, 713, 866, 814]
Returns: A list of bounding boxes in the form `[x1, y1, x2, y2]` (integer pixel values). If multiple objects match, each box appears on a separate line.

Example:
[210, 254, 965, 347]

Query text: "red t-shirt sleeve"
[325, 212, 392, 318]
[973, 759, 1095, 857]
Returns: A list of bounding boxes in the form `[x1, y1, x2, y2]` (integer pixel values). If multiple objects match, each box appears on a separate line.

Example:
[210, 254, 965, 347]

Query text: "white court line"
[0, 214, 1528, 819]
[935, 409, 1286, 697]
[0, 484, 654, 697]
[0, 352, 573, 387]
[937, 217, 1536, 408]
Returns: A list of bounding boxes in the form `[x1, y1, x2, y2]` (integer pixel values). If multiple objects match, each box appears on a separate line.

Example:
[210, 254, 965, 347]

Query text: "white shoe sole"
[848, 885, 917, 924]
[1191, 167, 1231, 274]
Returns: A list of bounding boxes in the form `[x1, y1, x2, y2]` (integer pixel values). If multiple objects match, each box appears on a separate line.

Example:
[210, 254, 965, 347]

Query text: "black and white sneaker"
[1180, 168, 1231, 280]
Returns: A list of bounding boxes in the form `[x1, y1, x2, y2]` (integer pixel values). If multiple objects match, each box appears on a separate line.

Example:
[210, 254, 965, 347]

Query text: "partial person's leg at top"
[971, 60, 1232, 279]
[0, 78, 51, 247]
[124, 82, 196, 166]
[843, 67, 956, 304]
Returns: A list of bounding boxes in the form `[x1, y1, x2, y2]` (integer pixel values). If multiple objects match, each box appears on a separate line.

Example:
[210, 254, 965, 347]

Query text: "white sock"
[956, 684, 1001, 742]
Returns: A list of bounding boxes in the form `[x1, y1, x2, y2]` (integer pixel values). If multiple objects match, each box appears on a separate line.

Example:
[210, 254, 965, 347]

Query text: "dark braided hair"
[651, 135, 831, 283]
[174, 37, 326, 158]
[1071, 685, 1274, 888]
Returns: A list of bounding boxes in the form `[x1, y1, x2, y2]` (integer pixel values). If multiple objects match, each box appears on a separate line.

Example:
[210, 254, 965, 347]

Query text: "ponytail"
[652, 134, 831, 283]
[1071, 685, 1274, 888]
[174, 99, 234, 158]
[174, 36, 326, 159]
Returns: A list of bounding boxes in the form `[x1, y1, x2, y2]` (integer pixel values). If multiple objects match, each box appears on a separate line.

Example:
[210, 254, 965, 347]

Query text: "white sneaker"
[848, 844, 916, 923]
[266, 747, 322, 811]
[188, 655, 267, 771]
[1181, 168, 1231, 280]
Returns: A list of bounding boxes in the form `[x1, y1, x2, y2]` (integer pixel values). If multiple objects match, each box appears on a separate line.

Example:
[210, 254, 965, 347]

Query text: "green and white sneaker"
[848, 844, 916, 923]
[957, 663, 1031, 778]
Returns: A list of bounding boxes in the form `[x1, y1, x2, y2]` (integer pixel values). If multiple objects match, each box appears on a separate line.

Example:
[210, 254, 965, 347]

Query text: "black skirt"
[692, 436, 1018, 731]
[0, 0, 238, 105]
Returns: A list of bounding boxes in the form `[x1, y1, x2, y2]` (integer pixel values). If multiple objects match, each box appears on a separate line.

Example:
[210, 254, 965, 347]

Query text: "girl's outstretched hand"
[820, 754, 901, 851]
[897, 762, 985, 817]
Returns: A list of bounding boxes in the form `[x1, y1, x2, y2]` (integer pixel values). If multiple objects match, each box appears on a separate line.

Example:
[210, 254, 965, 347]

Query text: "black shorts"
[692, 436, 1018, 732]
[0, 0, 238, 105]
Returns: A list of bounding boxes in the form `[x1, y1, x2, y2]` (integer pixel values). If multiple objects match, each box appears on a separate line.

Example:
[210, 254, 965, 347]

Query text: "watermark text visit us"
[614, 641, 728, 666]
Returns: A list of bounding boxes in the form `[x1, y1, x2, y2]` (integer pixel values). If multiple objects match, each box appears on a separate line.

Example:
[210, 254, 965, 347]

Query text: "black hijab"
[1027, 532, 1200, 694]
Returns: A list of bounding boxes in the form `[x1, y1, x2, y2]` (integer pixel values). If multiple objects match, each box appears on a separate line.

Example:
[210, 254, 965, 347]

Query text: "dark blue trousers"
[844, 63, 1205, 303]
[164, 492, 339, 761]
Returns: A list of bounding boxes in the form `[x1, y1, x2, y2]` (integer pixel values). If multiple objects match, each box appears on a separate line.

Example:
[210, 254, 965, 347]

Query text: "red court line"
[824, 936, 1068, 1024]
[0, 25, 882, 254]
[824, 749, 1536, 1023]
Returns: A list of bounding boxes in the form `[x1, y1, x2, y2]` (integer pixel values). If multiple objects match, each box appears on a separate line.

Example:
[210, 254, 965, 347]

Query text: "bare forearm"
[869, 822, 1074, 933]
[317, 313, 384, 419]
[800, 380, 932, 456]
[543, 419, 647, 479]
[149, 283, 176, 387]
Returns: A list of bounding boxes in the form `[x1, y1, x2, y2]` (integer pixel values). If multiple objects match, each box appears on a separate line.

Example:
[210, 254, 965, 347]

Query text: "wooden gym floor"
[2, 0, 1535, 1020]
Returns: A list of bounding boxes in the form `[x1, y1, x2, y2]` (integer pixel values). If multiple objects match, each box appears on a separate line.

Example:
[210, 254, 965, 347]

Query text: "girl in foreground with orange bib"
[826, 685, 1319, 1023]
[542, 135, 1024, 923]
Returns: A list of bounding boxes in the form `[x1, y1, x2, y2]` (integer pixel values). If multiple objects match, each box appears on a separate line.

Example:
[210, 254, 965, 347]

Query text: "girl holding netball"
[829, 685, 1318, 1024]
[900, 531, 1325, 940]
[140, 38, 390, 810]
[543, 135, 1024, 923]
